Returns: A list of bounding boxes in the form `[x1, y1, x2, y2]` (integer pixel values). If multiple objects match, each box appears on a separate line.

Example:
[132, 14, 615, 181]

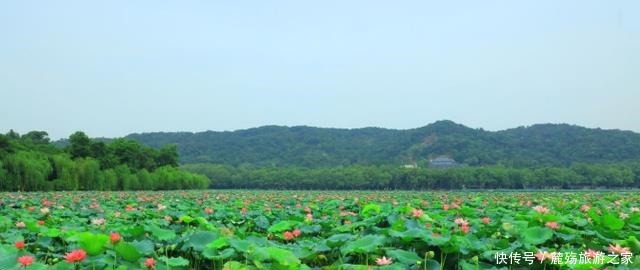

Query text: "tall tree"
[156, 144, 179, 167]
[22, 131, 50, 144]
[68, 131, 92, 159]
[6, 129, 20, 139]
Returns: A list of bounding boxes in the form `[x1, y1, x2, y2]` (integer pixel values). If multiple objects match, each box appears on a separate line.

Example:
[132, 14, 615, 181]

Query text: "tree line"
[4, 128, 640, 191]
[182, 162, 640, 190]
[0, 130, 208, 191]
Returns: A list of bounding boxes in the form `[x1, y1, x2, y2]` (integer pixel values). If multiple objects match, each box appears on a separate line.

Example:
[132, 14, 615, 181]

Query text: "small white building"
[429, 156, 459, 168]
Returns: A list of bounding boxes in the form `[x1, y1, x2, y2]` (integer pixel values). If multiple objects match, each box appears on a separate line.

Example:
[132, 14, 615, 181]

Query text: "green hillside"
[124, 120, 640, 167]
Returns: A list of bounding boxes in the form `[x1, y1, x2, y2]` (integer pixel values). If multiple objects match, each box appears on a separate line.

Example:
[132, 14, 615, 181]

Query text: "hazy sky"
[1, 1, 639, 139]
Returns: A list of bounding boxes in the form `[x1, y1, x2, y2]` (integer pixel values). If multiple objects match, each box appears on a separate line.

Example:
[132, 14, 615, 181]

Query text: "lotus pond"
[1, 190, 639, 269]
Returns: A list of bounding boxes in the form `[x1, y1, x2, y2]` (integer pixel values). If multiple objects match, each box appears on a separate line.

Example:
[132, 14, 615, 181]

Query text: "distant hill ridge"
[119, 120, 640, 167]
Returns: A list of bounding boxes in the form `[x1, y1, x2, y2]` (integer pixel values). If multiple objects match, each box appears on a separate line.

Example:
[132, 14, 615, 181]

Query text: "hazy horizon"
[2, 1, 639, 139]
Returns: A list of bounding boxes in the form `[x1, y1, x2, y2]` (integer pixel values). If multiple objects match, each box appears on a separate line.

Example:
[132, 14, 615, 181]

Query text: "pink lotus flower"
[15, 240, 25, 249]
[584, 249, 598, 259]
[454, 218, 469, 226]
[41, 199, 53, 207]
[545, 221, 560, 230]
[580, 205, 591, 212]
[65, 249, 87, 263]
[481, 217, 491, 224]
[412, 208, 424, 218]
[144, 257, 156, 269]
[533, 205, 550, 214]
[375, 256, 393, 265]
[460, 224, 471, 234]
[16, 221, 25, 228]
[110, 232, 121, 244]
[608, 244, 630, 254]
[283, 231, 295, 241]
[17, 255, 34, 267]
[292, 229, 302, 238]
[91, 218, 105, 226]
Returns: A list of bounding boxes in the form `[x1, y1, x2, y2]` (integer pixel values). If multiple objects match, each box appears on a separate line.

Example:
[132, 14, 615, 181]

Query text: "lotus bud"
[426, 251, 435, 259]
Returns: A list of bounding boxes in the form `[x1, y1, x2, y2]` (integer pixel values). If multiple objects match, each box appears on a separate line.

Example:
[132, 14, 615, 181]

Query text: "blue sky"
[1, 1, 639, 139]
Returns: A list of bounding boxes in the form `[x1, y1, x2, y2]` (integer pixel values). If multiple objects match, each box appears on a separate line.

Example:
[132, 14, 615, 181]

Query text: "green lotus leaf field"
[1, 190, 639, 269]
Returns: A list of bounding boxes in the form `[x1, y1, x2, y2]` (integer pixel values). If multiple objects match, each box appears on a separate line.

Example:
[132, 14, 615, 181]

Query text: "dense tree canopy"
[183, 162, 640, 190]
[0, 131, 208, 191]
[124, 121, 640, 167]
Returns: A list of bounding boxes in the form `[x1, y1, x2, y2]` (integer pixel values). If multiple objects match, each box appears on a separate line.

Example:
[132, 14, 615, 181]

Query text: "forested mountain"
[124, 121, 640, 167]
[7, 122, 640, 191]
